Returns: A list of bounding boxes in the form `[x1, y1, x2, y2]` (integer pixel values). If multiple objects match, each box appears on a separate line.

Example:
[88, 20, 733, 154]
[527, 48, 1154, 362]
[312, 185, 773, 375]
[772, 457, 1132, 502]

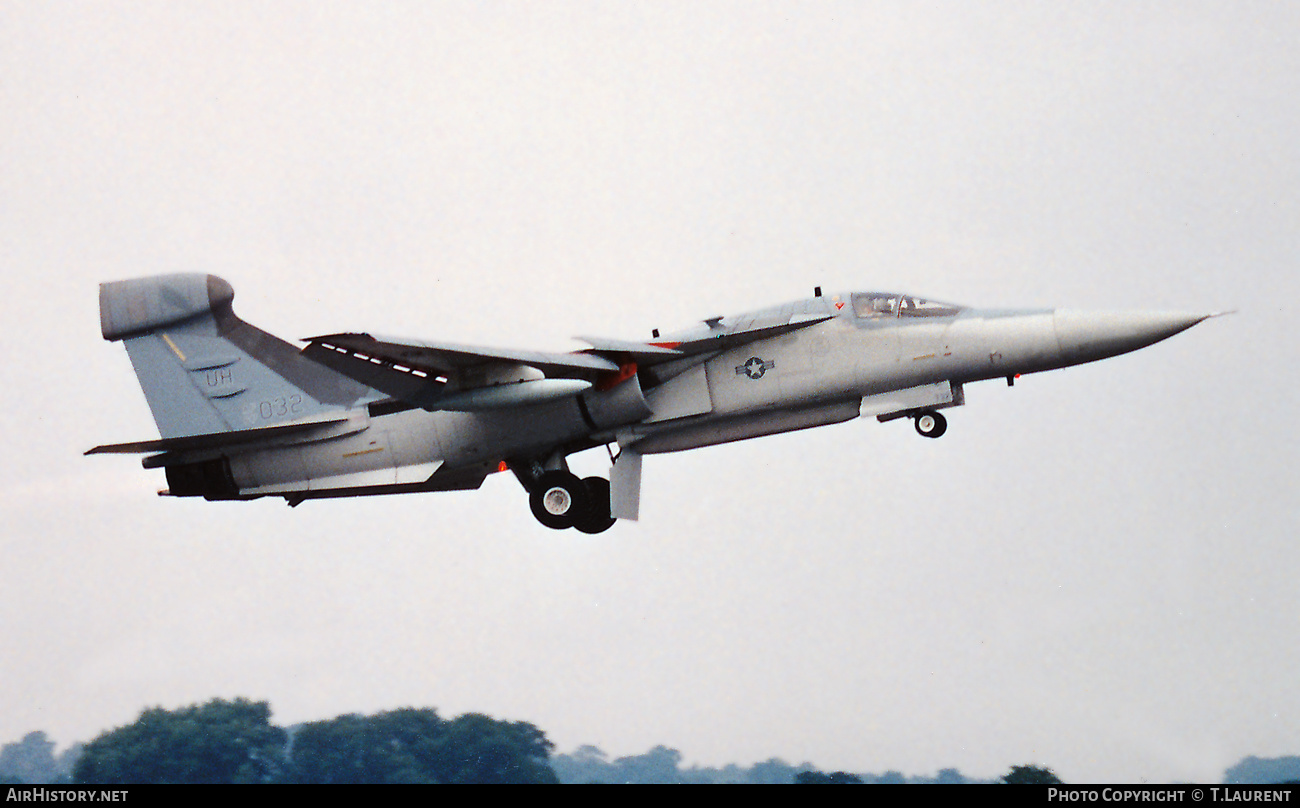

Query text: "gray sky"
[2, 1, 1297, 783]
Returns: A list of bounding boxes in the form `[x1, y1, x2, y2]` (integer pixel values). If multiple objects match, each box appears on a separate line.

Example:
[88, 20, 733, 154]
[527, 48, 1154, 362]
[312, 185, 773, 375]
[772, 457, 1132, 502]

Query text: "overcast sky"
[2, 1, 1297, 784]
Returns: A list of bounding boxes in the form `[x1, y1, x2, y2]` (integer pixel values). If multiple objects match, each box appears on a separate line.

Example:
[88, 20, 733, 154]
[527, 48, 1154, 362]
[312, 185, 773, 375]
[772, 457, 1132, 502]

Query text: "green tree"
[1224, 756, 1300, 784]
[1000, 764, 1064, 784]
[284, 709, 557, 784]
[550, 744, 616, 783]
[285, 708, 445, 784]
[73, 698, 285, 784]
[609, 745, 687, 784]
[745, 758, 804, 784]
[0, 732, 66, 784]
[934, 767, 969, 784]
[432, 713, 558, 784]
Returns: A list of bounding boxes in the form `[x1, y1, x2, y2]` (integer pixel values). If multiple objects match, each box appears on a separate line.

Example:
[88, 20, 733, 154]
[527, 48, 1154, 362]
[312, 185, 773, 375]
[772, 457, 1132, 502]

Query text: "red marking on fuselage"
[596, 361, 638, 391]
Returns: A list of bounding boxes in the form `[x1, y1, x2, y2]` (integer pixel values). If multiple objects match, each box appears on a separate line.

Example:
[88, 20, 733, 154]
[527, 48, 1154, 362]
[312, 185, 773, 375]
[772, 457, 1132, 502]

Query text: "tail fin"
[100, 274, 382, 439]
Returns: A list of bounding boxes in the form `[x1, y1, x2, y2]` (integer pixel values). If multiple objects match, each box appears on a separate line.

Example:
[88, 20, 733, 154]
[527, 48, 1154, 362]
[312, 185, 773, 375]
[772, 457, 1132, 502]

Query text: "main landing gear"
[527, 470, 617, 534]
[913, 410, 947, 439]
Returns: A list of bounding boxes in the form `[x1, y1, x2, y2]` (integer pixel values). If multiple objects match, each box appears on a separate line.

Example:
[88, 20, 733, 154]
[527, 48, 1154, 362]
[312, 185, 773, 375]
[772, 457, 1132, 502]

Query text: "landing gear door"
[610, 448, 642, 521]
[859, 381, 963, 420]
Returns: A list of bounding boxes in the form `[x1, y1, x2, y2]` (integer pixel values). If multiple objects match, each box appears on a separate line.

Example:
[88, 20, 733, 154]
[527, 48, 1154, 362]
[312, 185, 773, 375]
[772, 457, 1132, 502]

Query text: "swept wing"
[303, 314, 832, 409]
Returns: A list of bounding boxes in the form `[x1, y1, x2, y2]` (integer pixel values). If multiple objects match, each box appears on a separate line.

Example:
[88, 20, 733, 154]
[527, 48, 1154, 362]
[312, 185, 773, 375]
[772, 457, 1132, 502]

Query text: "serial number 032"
[258, 395, 304, 419]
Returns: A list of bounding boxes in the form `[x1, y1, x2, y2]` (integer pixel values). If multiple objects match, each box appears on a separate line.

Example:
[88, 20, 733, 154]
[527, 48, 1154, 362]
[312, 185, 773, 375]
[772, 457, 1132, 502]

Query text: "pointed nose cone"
[1053, 310, 1211, 364]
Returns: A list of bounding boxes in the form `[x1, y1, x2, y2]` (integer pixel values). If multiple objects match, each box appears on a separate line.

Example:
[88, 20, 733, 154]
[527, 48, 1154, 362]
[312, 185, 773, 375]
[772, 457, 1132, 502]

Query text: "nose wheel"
[914, 410, 947, 438]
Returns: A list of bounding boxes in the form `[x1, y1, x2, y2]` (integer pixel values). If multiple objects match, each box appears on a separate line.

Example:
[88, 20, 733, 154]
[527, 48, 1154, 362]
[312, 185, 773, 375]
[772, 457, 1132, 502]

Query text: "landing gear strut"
[914, 410, 947, 438]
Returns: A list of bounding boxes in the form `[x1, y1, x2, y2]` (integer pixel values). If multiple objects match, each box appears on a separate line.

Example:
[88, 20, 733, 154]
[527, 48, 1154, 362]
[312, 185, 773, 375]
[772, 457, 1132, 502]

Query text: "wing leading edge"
[580, 314, 833, 361]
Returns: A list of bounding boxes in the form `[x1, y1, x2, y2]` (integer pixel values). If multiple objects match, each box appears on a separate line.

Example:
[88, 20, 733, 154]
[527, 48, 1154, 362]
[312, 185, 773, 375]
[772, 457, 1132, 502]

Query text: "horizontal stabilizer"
[85, 413, 357, 456]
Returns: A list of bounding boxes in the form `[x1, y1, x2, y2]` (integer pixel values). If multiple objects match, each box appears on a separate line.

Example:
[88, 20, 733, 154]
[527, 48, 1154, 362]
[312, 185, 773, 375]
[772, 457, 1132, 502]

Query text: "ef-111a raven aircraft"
[88, 274, 1217, 532]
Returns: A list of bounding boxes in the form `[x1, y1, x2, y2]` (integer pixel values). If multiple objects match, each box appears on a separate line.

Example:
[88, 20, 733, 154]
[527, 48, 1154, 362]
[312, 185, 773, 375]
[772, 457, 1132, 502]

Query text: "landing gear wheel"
[914, 410, 947, 438]
[529, 471, 591, 530]
[573, 477, 617, 535]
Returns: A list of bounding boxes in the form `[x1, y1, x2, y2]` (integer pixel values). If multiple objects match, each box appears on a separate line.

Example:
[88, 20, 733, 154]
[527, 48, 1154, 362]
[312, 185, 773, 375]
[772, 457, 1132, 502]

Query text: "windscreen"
[852, 293, 962, 318]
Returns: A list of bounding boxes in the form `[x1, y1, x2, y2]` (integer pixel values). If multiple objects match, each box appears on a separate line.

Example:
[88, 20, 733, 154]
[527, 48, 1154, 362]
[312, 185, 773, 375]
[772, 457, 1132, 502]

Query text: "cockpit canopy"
[851, 292, 963, 319]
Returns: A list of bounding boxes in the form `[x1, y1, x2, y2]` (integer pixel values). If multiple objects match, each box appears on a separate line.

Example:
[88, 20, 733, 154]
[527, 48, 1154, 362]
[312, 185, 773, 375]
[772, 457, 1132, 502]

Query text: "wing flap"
[301, 333, 621, 411]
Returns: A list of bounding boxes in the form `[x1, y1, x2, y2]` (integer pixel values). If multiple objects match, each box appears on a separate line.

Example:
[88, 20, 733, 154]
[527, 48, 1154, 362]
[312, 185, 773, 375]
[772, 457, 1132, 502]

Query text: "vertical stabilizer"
[100, 274, 382, 439]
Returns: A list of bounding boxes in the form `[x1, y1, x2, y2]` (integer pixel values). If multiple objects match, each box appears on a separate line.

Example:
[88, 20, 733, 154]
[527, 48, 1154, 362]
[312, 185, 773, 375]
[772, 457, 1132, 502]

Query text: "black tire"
[529, 471, 590, 530]
[914, 410, 947, 438]
[573, 477, 617, 535]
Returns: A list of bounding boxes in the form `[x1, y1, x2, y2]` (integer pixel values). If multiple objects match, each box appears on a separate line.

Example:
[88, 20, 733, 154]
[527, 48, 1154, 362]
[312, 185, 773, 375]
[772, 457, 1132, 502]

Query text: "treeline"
[0, 699, 989, 785]
[549, 744, 981, 784]
[6, 698, 556, 785]
[4, 698, 1299, 784]
[1223, 757, 1300, 785]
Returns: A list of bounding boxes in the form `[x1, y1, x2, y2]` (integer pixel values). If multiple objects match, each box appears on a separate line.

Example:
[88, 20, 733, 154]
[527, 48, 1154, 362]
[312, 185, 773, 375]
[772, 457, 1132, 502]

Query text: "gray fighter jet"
[88, 275, 1218, 532]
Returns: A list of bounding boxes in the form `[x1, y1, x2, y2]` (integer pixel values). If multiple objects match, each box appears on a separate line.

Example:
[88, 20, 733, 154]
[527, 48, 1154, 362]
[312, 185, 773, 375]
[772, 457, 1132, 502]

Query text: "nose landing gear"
[914, 410, 947, 438]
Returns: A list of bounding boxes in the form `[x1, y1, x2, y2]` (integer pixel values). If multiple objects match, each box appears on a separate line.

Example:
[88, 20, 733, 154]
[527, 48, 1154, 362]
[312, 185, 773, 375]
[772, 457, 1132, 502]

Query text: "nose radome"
[1053, 310, 1212, 364]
